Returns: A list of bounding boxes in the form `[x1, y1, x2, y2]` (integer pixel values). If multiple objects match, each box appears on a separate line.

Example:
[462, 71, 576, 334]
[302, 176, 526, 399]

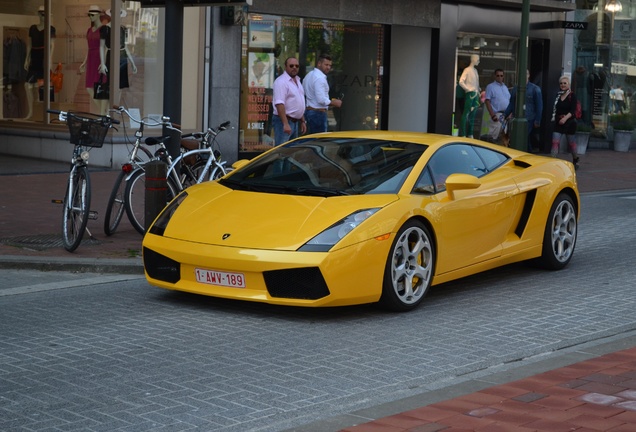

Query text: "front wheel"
[379, 220, 434, 312]
[103, 170, 126, 236]
[124, 169, 178, 235]
[62, 166, 91, 252]
[535, 193, 577, 270]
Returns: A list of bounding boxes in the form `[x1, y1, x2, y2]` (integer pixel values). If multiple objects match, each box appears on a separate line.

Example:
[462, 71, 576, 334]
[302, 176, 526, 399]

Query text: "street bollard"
[144, 160, 168, 232]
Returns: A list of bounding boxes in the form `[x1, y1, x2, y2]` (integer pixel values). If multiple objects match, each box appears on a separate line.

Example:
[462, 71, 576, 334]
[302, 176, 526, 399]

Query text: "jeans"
[306, 110, 327, 134]
[272, 115, 300, 146]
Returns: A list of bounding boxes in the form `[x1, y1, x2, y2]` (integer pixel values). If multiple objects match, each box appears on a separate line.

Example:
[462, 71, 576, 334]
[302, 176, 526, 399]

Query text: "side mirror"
[445, 173, 481, 199]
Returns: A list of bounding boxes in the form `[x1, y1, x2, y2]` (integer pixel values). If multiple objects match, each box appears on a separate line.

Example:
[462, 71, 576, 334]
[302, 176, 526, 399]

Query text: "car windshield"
[220, 138, 428, 196]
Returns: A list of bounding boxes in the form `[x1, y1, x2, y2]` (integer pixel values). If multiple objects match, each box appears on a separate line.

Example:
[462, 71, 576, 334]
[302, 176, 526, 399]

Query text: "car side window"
[413, 166, 436, 194]
[473, 145, 509, 171]
[426, 144, 488, 191]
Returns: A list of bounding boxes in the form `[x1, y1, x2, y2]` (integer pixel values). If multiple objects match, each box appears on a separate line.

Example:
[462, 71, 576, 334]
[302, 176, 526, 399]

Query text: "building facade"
[1, 0, 579, 166]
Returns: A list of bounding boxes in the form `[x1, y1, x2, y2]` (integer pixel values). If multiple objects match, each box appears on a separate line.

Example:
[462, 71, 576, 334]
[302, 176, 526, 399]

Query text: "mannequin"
[458, 54, 480, 138]
[23, 6, 56, 119]
[79, 5, 106, 114]
[99, 9, 137, 107]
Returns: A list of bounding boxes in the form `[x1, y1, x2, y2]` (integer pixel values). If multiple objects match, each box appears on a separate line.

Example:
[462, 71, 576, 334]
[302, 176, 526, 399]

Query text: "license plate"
[195, 268, 246, 288]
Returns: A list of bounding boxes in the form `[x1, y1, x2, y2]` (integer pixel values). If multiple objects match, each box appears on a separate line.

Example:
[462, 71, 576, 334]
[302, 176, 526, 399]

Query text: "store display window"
[453, 33, 519, 139]
[238, 13, 385, 154]
[1, 2, 163, 124]
[570, 1, 636, 136]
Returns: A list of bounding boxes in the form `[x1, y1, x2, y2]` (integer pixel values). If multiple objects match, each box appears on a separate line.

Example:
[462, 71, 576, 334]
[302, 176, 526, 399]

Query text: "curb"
[0, 255, 144, 275]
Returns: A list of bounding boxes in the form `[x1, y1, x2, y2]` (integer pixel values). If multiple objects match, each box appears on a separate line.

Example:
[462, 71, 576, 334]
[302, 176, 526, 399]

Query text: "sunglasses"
[287, 64, 299, 68]
[88, 12, 100, 17]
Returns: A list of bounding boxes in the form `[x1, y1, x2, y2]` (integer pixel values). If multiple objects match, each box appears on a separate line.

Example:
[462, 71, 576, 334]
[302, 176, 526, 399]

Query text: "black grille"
[263, 267, 330, 300]
[143, 247, 181, 283]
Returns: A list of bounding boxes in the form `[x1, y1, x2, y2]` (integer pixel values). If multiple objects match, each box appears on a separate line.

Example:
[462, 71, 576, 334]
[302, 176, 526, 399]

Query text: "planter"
[575, 132, 590, 155]
[613, 130, 633, 152]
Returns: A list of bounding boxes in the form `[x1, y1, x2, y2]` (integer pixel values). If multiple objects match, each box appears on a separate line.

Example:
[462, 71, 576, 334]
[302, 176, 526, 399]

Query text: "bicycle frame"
[167, 148, 227, 191]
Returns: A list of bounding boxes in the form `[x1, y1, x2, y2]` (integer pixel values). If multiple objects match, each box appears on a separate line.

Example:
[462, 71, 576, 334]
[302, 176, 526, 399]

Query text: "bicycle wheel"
[62, 166, 91, 252]
[124, 169, 178, 235]
[188, 159, 227, 184]
[103, 170, 126, 236]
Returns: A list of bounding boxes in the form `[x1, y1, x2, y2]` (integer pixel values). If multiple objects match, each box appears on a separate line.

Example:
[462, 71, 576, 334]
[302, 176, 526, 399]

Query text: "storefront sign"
[615, 20, 636, 41]
[562, 21, 588, 30]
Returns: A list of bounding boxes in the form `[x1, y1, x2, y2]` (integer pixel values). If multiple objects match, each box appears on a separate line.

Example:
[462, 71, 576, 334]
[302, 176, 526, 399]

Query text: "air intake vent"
[143, 247, 181, 283]
[264, 267, 330, 300]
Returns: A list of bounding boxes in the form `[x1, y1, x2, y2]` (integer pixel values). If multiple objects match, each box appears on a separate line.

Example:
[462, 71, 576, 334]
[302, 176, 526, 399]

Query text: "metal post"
[145, 160, 168, 231]
[510, 0, 531, 151]
[164, 0, 184, 160]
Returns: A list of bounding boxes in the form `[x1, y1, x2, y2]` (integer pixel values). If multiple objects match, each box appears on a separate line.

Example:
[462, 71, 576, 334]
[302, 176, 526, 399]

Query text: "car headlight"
[299, 208, 379, 252]
[148, 191, 188, 236]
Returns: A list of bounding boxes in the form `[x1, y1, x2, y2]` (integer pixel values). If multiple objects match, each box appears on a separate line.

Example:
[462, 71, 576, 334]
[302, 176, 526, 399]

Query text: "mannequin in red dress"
[79, 5, 106, 114]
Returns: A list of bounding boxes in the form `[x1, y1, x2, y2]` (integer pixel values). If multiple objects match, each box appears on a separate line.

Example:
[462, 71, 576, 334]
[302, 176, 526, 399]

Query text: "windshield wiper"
[295, 186, 350, 197]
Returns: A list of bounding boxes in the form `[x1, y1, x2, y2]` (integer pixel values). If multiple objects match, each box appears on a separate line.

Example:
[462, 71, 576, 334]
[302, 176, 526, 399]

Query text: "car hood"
[161, 183, 398, 250]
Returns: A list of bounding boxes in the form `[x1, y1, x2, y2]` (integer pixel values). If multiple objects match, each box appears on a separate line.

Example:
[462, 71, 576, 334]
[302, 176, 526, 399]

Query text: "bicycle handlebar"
[111, 106, 174, 128]
[47, 109, 120, 125]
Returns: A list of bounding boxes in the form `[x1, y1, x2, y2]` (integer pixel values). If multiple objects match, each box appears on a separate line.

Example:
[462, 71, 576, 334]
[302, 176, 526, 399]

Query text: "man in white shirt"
[303, 54, 342, 134]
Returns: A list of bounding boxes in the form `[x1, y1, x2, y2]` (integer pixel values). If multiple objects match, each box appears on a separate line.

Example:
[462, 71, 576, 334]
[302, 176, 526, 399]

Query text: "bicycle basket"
[67, 112, 111, 148]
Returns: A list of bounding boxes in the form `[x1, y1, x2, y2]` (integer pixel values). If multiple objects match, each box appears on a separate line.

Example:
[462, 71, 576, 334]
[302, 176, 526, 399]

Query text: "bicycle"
[124, 121, 231, 234]
[103, 106, 169, 236]
[48, 110, 119, 252]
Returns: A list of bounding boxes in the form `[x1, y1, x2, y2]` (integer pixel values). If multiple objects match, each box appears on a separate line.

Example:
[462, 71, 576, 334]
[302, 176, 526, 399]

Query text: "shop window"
[1, 2, 163, 124]
[453, 33, 519, 140]
[571, 3, 636, 136]
[238, 13, 385, 155]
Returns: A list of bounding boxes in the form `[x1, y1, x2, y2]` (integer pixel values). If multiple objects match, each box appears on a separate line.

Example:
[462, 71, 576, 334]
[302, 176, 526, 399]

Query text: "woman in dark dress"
[551, 76, 579, 169]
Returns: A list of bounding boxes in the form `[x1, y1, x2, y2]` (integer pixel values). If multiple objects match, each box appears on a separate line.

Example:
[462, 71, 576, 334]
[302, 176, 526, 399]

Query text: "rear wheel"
[62, 166, 91, 252]
[536, 193, 577, 269]
[379, 220, 434, 312]
[103, 170, 126, 236]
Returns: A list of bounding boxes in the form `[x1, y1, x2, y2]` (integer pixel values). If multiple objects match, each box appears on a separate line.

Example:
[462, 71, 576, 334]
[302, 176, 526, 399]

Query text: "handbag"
[50, 63, 63, 93]
[93, 74, 109, 100]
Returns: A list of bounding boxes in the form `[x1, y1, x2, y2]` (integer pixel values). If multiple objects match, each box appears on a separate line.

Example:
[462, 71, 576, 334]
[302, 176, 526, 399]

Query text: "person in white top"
[458, 54, 481, 138]
[303, 54, 342, 134]
[614, 85, 625, 114]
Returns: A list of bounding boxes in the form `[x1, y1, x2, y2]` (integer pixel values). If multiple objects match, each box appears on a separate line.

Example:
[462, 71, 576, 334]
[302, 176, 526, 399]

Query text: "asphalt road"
[1, 190, 636, 432]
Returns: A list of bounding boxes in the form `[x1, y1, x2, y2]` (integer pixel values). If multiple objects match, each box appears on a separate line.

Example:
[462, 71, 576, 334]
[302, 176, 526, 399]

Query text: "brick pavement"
[341, 346, 636, 431]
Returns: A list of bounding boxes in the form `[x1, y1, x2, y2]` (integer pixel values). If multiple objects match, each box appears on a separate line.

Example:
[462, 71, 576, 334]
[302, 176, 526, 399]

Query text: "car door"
[418, 144, 520, 274]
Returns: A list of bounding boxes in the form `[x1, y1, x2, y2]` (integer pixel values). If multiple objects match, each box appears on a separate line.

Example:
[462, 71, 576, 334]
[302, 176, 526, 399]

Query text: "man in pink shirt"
[272, 57, 306, 145]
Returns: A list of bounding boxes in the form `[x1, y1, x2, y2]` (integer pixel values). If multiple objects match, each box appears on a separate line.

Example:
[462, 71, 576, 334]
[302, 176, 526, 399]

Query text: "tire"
[103, 170, 126, 236]
[124, 169, 178, 235]
[62, 166, 91, 252]
[536, 193, 577, 270]
[379, 220, 434, 312]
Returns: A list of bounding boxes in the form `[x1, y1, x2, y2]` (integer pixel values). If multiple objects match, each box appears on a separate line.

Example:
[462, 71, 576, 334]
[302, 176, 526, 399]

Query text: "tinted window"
[426, 144, 488, 191]
[221, 138, 427, 196]
[473, 145, 509, 171]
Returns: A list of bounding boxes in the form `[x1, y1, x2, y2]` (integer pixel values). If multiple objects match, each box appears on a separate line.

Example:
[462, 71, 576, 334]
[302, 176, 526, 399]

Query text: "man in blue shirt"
[484, 69, 511, 142]
[504, 70, 543, 153]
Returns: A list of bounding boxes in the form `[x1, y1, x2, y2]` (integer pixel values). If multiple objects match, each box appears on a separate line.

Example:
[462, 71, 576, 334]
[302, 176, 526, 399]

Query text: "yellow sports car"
[143, 131, 579, 311]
